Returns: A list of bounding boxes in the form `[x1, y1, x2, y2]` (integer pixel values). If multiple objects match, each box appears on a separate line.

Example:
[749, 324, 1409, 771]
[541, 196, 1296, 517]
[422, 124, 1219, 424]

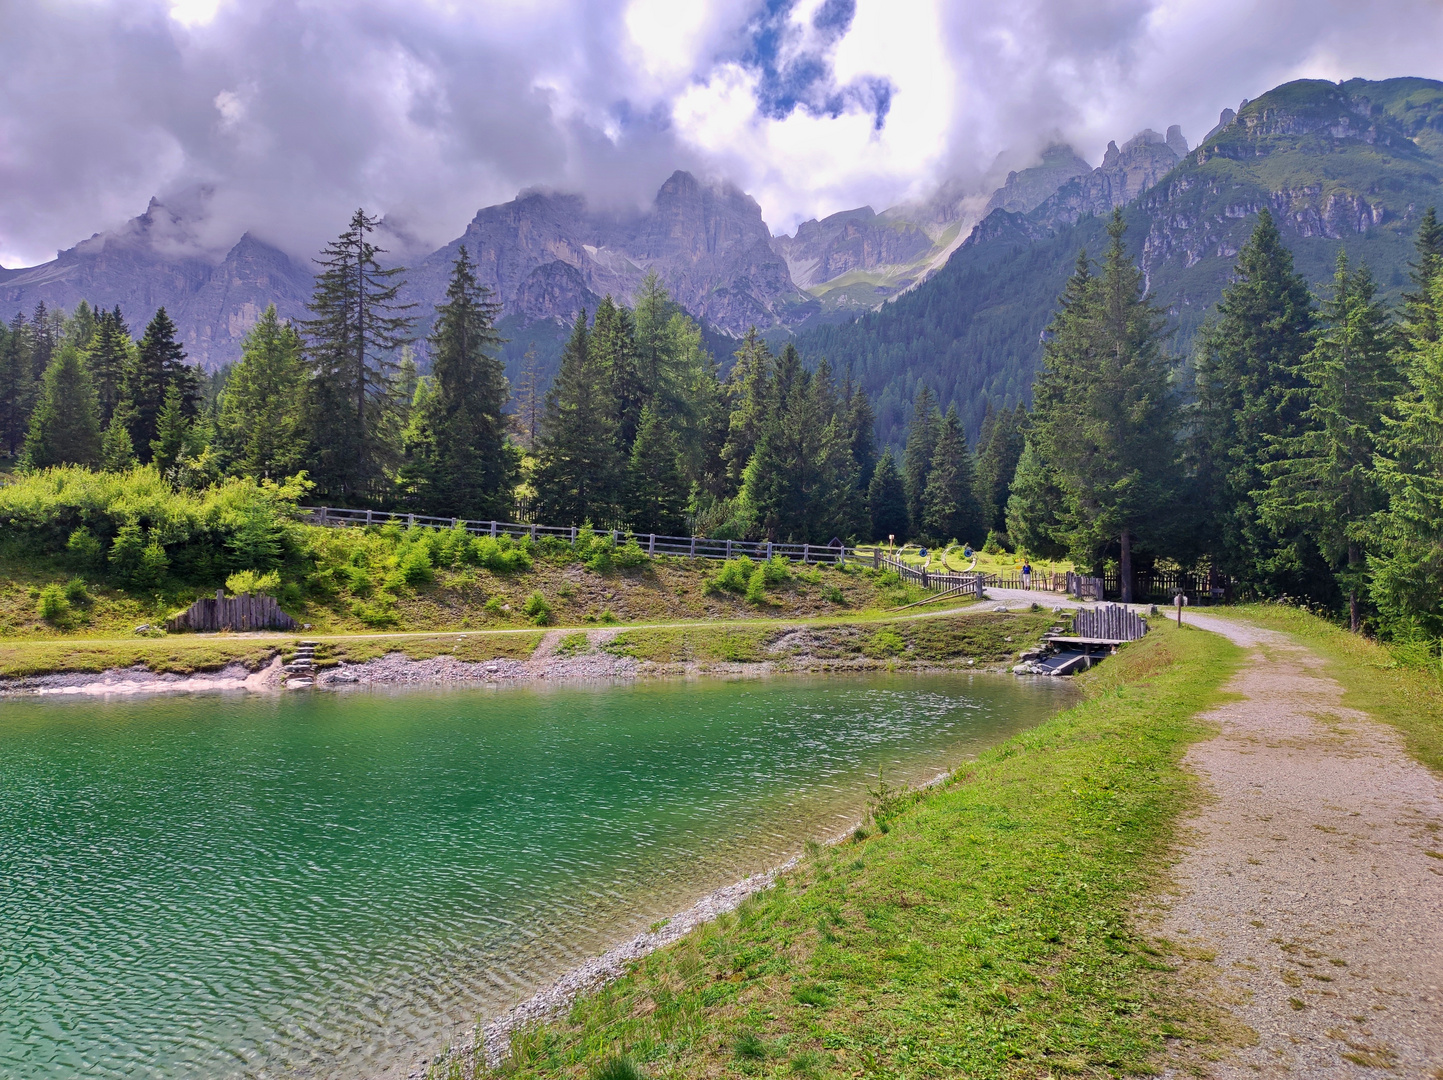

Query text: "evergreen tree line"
[990, 206, 1443, 640]
[5, 209, 889, 545]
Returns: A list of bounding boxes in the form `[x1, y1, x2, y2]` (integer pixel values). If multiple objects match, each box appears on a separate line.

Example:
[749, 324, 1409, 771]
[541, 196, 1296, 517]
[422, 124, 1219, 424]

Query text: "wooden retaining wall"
[166, 591, 297, 633]
[1072, 604, 1148, 642]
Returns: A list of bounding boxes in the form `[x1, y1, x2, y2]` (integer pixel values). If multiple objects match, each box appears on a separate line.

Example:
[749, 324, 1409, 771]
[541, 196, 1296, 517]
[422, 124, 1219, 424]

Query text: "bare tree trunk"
[1348, 541, 1362, 633]
[1120, 527, 1134, 605]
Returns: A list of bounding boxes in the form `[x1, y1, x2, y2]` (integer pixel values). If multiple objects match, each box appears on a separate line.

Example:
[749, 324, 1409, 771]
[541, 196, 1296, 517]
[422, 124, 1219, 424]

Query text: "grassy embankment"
[430, 619, 1247, 1080]
[0, 609, 1050, 681]
[1217, 603, 1443, 776]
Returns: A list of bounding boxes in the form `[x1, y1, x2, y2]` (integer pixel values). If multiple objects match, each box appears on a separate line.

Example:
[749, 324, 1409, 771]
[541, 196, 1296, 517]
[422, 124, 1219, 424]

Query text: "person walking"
[1021, 559, 1033, 590]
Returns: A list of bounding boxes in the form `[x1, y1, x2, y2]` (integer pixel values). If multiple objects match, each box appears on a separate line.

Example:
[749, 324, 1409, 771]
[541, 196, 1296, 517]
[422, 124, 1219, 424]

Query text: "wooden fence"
[166, 591, 297, 633]
[1071, 604, 1148, 642]
[300, 506, 866, 566]
[1101, 569, 1233, 603]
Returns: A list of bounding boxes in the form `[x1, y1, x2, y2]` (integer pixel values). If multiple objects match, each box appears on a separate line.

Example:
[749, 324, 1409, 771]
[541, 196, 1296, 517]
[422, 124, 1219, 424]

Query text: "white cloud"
[3, 0, 1443, 268]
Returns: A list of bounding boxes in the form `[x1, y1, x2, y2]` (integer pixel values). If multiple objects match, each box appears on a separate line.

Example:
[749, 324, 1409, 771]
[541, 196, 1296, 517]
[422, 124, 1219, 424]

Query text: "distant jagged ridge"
[795, 76, 1443, 449]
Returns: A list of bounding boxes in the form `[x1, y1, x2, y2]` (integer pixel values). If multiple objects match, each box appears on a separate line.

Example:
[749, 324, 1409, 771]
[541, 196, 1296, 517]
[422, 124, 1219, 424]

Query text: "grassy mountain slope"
[798, 77, 1443, 448]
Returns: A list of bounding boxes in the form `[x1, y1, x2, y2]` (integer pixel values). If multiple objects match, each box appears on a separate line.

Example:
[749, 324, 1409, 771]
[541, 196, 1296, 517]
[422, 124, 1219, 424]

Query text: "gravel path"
[1157, 614, 1443, 1077]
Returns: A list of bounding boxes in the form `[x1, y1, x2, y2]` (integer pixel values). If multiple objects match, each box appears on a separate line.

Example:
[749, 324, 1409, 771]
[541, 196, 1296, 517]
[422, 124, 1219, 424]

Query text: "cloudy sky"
[3, 0, 1443, 268]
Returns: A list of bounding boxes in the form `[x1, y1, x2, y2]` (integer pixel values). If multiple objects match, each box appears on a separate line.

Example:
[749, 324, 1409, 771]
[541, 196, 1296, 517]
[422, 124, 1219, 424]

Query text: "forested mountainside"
[801, 77, 1443, 448]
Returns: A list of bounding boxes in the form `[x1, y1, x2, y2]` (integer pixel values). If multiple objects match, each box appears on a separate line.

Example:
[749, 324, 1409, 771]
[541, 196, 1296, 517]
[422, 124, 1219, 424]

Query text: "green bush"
[63, 577, 91, 606]
[613, 537, 649, 568]
[470, 535, 532, 573]
[745, 566, 768, 605]
[225, 568, 282, 595]
[585, 547, 614, 574]
[483, 595, 508, 616]
[982, 530, 1006, 555]
[65, 527, 103, 569]
[822, 584, 846, 605]
[761, 554, 792, 587]
[37, 583, 71, 625]
[396, 543, 434, 586]
[708, 556, 755, 594]
[523, 591, 553, 625]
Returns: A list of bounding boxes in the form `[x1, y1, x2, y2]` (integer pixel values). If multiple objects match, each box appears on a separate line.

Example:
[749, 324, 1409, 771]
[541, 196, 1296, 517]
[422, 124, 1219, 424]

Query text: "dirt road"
[1157, 615, 1443, 1076]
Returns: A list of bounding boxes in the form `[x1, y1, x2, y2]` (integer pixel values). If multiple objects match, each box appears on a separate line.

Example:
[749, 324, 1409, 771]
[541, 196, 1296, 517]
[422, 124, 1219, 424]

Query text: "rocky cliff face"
[771, 207, 936, 289]
[408, 171, 815, 339]
[982, 144, 1093, 216]
[1033, 128, 1186, 226]
[0, 198, 312, 368]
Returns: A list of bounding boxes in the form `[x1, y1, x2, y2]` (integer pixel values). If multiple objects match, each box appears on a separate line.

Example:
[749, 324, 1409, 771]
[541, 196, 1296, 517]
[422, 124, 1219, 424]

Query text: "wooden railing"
[299, 506, 869, 566]
[1072, 604, 1149, 642]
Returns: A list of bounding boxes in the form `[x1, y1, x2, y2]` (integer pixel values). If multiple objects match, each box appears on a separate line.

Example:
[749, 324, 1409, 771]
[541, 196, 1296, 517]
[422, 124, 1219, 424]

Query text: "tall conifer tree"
[922, 406, 986, 545]
[1030, 212, 1181, 602]
[124, 307, 194, 460]
[402, 247, 516, 518]
[84, 306, 136, 425]
[867, 447, 909, 543]
[1193, 209, 1318, 592]
[532, 311, 622, 525]
[626, 404, 689, 535]
[21, 346, 101, 468]
[217, 306, 308, 479]
[1260, 252, 1402, 630]
[301, 208, 416, 501]
[901, 384, 941, 536]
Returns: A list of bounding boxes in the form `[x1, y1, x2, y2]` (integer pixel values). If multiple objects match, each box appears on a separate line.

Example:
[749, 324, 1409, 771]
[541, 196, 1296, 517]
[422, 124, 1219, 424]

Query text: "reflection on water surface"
[0, 672, 1073, 1078]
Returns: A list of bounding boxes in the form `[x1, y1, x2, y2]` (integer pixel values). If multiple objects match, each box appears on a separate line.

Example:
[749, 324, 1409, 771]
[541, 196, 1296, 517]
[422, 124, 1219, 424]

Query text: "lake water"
[0, 673, 1073, 1079]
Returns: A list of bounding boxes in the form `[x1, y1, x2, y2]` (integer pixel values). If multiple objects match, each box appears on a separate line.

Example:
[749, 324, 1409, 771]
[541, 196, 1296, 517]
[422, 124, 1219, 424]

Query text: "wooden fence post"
[490, 521, 498, 538]
[726, 539, 733, 559]
[648, 533, 656, 556]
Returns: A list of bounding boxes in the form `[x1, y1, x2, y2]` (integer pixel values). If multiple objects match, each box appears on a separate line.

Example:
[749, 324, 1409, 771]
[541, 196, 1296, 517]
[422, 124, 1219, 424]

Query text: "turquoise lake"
[0, 673, 1074, 1078]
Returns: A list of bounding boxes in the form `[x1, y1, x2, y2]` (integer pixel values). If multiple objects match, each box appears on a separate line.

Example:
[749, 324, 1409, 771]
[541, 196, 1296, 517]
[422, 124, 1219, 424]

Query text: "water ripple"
[0, 672, 1072, 1078]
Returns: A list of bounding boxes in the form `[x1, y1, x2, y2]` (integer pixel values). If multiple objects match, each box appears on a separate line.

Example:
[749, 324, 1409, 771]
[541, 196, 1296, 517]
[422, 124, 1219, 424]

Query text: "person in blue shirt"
[1022, 560, 1033, 589]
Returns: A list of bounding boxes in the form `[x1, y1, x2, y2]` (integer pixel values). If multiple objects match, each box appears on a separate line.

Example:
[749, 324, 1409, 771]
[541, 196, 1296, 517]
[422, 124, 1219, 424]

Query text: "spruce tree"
[721, 329, 774, 492]
[1260, 252, 1402, 631]
[21, 346, 101, 468]
[593, 296, 643, 452]
[922, 406, 986, 545]
[741, 345, 855, 543]
[867, 447, 909, 543]
[217, 306, 308, 479]
[1029, 212, 1181, 602]
[1401, 206, 1443, 348]
[301, 208, 416, 502]
[901, 384, 941, 536]
[1192, 209, 1317, 592]
[402, 247, 516, 518]
[532, 311, 622, 525]
[1005, 439, 1069, 559]
[626, 404, 689, 535]
[149, 384, 191, 474]
[124, 307, 193, 460]
[974, 404, 1025, 535]
[0, 312, 34, 457]
[1371, 271, 1443, 636]
[509, 345, 544, 450]
[84, 306, 136, 425]
[101, 410, 138, 471]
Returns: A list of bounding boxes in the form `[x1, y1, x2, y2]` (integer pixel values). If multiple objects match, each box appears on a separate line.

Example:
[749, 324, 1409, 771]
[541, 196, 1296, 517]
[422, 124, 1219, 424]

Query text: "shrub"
[470, 535, 532, 573]
[868, 629, 906, 656]
[483, 595, 508, 615]
[37, 583, 70, 625]
[523, 591, 553, 625]
[585, 547, 614, 574]
[708, 556, 755, 594]
[66, 527, 103, 569]
[351, 598, 399, 628]
[225, 568, 281, 595]
[396, 544, 434, 586]
[63, 577, 91, 606]
[745, 566, 768, 605]
[137, 539, 170, 588]
[822, 584, 846, 605]
[982, 530, 1007, 555]
[613, 537, 649, 568]
[761, 554, 792, 587]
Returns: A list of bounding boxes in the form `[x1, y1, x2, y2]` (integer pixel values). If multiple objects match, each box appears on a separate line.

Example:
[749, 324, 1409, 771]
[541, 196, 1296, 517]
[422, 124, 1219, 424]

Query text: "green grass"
[0, 637, 284, 679]
[600, 613, 1044, 668]
[1219, 603, 1443, 776]
[432, 621, 1246, 1080]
